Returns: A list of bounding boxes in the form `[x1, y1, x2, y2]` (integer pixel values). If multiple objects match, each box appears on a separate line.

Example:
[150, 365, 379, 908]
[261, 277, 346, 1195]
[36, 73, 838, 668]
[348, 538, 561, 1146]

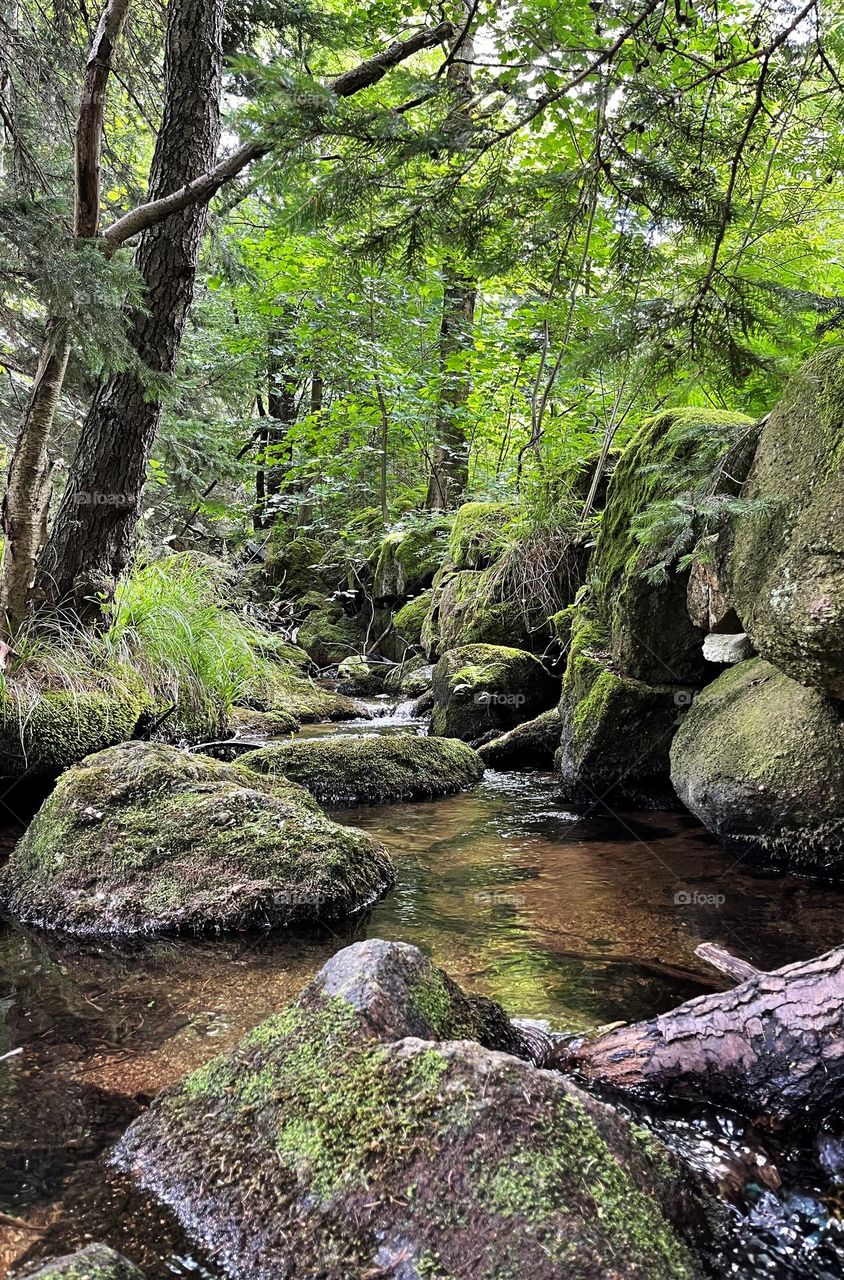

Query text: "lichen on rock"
[113, 939, 708, 1280]
[239, 733, 484, 805]
[0, 741, 394, 936]
[431, 643, 560, 741]
[670, 658, 844, 877]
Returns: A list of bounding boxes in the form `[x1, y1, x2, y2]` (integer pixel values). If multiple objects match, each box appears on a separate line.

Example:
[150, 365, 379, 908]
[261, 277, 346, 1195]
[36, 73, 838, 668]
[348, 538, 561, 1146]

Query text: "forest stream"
[2, 702, 843, 1279]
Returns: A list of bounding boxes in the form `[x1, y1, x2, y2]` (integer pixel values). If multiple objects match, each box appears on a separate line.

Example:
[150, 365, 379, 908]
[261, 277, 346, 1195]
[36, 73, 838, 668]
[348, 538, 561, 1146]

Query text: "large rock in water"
[477, 708, 561, 768]
[556, 614, 693, 805]
[591, 407, 753, 686]
[670, 659, 844, 877]
[0, 742, 393, 936]
[113, 939, 707, 1280]
[239, 733, 484, 805]
[729, 349, 844, 698]
[431, 643, 560, 741]
[17, 1245, 145, 1279]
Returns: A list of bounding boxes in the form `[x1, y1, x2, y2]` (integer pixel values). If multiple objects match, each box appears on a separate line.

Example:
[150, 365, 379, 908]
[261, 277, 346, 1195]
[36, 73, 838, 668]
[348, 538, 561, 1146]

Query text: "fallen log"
[547, 944, 844, 1130]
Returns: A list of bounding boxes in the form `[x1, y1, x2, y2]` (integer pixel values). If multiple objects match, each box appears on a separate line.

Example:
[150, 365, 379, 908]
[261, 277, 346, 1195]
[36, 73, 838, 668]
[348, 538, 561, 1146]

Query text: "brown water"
[1, 715, 843, 1276]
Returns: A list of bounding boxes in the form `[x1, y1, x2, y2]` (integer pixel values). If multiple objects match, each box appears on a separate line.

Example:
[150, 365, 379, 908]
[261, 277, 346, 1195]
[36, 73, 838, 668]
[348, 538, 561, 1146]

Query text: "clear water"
[1, 712, 842, 1276]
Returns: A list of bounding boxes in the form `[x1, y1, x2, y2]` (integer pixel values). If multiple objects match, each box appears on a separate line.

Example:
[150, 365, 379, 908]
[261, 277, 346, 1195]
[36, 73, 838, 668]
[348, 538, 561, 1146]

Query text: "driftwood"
[548, 944, 844, 1130]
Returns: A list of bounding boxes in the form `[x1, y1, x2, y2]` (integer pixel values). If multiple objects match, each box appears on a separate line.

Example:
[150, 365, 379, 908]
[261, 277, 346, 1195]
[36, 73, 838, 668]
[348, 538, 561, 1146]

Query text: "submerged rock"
[670, 659, 844, 877]
[114, 939, 707, 1280]
[0, 742, 393, 936]
[239, 733, 484, 805]
[431, 643, 560, 741]
[16, 1244, 145, 1279]
[477, 708, 561, 768]
[729, 349, 844, 698]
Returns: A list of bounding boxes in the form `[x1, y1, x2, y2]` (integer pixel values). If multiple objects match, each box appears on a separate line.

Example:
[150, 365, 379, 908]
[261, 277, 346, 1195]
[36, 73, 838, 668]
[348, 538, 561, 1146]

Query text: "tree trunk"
[297, 373, 322, 528]
[425, 8, 477, 512]
[38, 0, 224, 614]
[547, 945, 844, 1130]
[0, 0, 130, 640]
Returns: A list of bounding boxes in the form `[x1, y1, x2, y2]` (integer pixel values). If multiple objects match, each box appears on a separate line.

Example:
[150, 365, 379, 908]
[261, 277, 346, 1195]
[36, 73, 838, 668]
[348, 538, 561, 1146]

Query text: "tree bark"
[547, 945, 844, 1130]
[38, 0, 225, 613]
[39, 19, 453, 611]
[425, 8, 477, 511]
[0, 0, 130, 640]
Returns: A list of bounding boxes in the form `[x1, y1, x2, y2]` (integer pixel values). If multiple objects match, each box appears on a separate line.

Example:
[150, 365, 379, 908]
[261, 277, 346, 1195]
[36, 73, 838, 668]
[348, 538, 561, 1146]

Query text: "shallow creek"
[1, 703, 843, 1276]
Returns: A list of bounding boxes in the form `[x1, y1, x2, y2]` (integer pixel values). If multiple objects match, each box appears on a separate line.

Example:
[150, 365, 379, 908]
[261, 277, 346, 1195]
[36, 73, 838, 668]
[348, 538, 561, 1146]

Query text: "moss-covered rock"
[240, 733, 484, 805]
[477, 708, 561, 769]
[448, 501, 518, 570]
[384, 658, 434, 697]
[388, 590, 432, 656]
[556, 613, 692, 805]
[16, 1244, 145, 1280]
[436, 570, 531, 652]
[431, 644, 560, 741]
[670, 659, 844, 877]
[263, 535, 326, 597]
[0, 742, 394, 936]
[372, 519, 451, 603]
[336, 655, 385, 696]
[226, 705, 299, 736]
[296, 604, 364, 668]
[241, 659, 371, 724]
[729, 350, 844, 698]
[592, 408, 753, 685]
[0, 675, 151, 778]
[113, 939, 708, 1280]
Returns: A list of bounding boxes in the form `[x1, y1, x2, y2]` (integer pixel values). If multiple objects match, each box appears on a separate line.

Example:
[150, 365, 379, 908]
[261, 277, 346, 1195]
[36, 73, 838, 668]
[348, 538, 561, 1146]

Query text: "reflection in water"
[1, 758, 842, 1276]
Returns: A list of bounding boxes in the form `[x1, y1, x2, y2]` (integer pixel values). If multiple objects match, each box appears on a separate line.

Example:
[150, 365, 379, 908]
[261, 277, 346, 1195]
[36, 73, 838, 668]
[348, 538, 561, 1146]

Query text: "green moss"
[264, 536, 325, 597]
[0, 741, 394, 935]
[297, 605, 363, 667]
[227, 704, 299, 736]
[19, 1244, 145, 1280]
[448, 502, 518, 570]
[373, 519, 452, 602]
[0, 673, 151, 777]
[435, 570, 530, 651]
[392, 591, 432, 650]
[240, 733, 484, 805]
[431, 643, 559, 741]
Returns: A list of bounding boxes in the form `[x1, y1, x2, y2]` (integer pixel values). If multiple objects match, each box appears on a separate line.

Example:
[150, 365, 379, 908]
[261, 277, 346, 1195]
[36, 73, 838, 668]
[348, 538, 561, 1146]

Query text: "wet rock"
[336, 655, 385, 696]
[383, 658, 434, 697]
[477, 708, 561, 768]
[591, 407, 753, 686]
[448, 501, 518, 569]
[114, 939, 708, 1280]
[239, 733, 484, 805]
[701, 632, 753, 665]
[730, 349, 844, 698]
[670, 659, 844, 877]
[0, 741, 394, 936]
[16, 1244, 145, 1279]
[226, 705, 299, 736]
[431, 643, 560, 741]
[556, 614, 693, 805]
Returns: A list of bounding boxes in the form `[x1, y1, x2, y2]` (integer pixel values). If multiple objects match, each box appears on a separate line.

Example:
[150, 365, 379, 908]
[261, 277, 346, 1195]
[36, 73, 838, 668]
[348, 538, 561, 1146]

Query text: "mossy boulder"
[389, 590, 432, 655]
[448, 501, 518, 569]
[0, 676, 151, 778]
[336, 654, 385, 696]
[17, 1244, 145, 1280]
[372, 519, 451, 604]
[592, 408, 753, 685]
[556, 613, 692, 804]
[477, 708, 561, 769]
[436, 569, 531, 651]
[296, 603, 364, 668]
[384, 658, 434, 697]
[241, 659, 371, 724]
[226, 705, 299, 736]
[431, 644, 560, 741]
[670, 658, 844, 878]
[263, 535, 325, 597]
[0, 742, 394, 936]
[113, 939, 708, 1280]
[729, 350, 844, 698]
[240, 733, 484, 805]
